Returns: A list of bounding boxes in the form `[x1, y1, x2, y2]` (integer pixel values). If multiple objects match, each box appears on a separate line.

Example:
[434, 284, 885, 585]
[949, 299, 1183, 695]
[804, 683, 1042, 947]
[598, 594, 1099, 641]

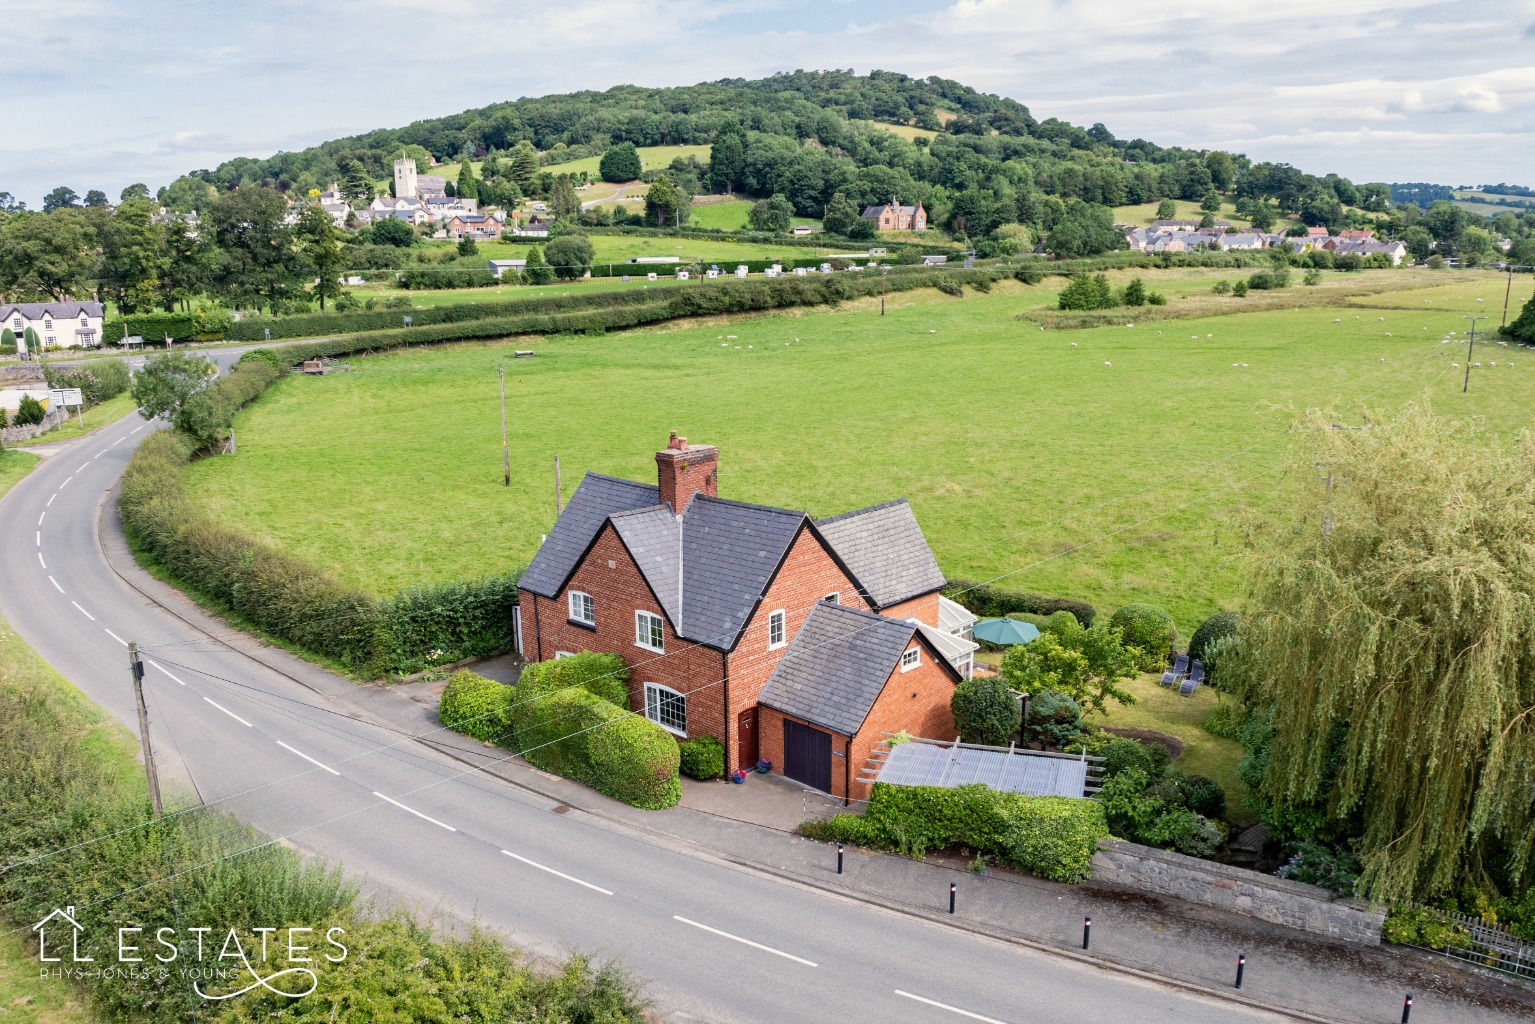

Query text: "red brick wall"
[847, 640, 959, 801]
[723, 527, 866, 772]
[520, 524, 727, 741]
[756, 707, 854, 801]
[879, 591, 941, 626]
[656, 445, 717, 511]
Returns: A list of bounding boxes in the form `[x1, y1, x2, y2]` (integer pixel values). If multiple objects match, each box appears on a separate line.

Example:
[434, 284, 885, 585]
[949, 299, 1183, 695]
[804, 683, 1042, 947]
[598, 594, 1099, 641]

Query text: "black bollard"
[1402, 994, 1412, 1023]
[1235, 953, 1245, 989]
[1082, 916, 1091, 950]
[837, 844, 843, 875]
[949, 882, 956, 914]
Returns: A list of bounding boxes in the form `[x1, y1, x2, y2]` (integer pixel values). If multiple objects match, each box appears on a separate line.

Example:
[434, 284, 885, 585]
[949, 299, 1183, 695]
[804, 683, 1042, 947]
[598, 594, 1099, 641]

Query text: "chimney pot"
[656, 434, 718, 510]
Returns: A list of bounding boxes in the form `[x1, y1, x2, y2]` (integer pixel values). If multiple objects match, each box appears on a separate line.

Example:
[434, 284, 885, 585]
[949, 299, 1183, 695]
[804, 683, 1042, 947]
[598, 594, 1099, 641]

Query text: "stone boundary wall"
[1091, 839, 1385, 945]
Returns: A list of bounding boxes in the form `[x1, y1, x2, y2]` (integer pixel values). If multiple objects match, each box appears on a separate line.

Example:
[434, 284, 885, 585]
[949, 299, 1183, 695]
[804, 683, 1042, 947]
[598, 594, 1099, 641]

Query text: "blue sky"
[1, 0, 1529, 206]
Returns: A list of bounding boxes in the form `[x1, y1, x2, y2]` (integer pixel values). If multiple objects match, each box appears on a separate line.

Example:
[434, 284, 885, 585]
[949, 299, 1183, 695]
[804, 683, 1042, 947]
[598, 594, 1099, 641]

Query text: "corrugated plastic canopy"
[874, 739, 1090, 798]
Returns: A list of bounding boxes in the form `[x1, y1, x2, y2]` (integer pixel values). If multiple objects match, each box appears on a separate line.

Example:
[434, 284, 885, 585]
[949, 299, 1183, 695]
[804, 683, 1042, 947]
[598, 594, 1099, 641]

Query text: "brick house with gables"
[515, 433, 977, 800]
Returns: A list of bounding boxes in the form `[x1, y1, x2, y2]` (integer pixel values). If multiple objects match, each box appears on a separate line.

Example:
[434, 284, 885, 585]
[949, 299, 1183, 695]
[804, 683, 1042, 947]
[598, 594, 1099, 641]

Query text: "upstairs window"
[768, 609, 786, 649]
[568, 591, 594, 626]
[901, 647, 921, 672]
[824, 592, 840, 605]
[635, 611, 665, 653]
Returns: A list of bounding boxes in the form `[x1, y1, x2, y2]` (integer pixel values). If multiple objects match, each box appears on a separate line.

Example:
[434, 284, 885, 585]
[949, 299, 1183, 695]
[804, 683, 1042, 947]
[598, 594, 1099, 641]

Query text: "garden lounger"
[1179, 677, 1198, 696]
[1160, 653, 1190, 688]
[1189, 660, 1206, 685]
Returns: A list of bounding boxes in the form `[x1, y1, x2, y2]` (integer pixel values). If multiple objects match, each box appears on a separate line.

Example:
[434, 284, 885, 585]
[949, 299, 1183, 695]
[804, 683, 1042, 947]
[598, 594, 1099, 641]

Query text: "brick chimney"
[656, 431, 718, 511]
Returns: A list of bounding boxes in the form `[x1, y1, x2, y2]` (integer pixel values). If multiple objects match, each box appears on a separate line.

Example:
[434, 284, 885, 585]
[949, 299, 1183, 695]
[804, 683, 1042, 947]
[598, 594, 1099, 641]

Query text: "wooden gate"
[783, 720, 832, 794]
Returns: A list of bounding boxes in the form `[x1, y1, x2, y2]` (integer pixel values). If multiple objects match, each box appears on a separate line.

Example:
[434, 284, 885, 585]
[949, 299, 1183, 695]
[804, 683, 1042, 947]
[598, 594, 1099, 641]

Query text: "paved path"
[0, 410, 1529, 1023]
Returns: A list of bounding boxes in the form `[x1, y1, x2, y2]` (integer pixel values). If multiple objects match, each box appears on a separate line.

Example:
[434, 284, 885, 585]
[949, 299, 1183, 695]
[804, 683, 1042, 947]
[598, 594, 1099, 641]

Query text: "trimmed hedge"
[102, 311, 198, 344]
[807, 782, 1106, 883]
[944, 580, 1096, 627]
[1108, 603, 1176, 670]
[679, 735, 726, 780]
[515, 687, 681, 809]
[438, 670, 514, 742]
[376, 575, 522, 676]
[513, 650, 630, 709]
[175, 353, 280, 447]
[1188, 610, 1239, 664]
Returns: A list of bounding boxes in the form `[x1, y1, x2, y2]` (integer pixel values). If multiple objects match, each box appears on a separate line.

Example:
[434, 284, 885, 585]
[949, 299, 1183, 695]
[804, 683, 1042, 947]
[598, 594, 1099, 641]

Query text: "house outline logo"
[32, 906, 93, 963]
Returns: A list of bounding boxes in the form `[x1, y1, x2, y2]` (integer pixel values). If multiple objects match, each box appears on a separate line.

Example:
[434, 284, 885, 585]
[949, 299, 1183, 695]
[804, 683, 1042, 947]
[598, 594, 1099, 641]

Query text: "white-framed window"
[824, 592, 840, 605]
[644, 682, 687, 735]
[635, 611, 665, 653]
[44, 336, 54, 347]
[43, 319, 52, 330]
[767, 609, 786, 649]
[554, 651, 574, 660]
[900, 646, 921, 672]
[568, 590, 594, 626]
[10, 319, 19, 331]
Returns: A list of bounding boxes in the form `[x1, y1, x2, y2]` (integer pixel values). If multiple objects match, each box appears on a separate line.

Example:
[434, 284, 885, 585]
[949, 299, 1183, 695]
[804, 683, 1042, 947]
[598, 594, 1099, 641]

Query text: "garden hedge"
[1108, 603, 1176, 670]
[438, 670, 515, 742]
[376, 575, 522, 676]
[808, 782, 1107, 883]
[102, 311, 199, 344]
[513, 651, 630, 710]
[679, 735, 725, 780]
[514, 687, 680, 809]
[944, 580, 1096, 626]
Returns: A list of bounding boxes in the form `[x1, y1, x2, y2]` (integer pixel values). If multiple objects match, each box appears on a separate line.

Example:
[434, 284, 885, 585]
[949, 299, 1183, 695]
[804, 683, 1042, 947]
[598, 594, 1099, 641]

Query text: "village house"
[446, 213, 503, 240]
[861, 197, 927, 232]
[1149, 218, 1230, 233]
[1321, 237, 1408, 265]
[514, 433, 979, 800]
[1, 301, 104, 351]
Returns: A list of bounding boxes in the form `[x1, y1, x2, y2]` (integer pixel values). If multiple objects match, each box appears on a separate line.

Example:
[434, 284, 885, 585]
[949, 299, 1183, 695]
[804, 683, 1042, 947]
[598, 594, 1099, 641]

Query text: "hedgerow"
[514, 686, 681, 809]
[438, 670, 515, 742]
[513, 650, 631, 709]
[375, 575, 522, 675]
[943, 580, 1096, 626]
[805, 782, 1107, 883]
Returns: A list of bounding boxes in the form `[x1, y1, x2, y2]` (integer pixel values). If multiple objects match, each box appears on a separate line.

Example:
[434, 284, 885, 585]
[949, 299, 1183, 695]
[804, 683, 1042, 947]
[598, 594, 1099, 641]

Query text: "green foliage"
[1200, 699, 1248, 740]
[999, 615, 1138, 715]
[1277, 839, 1362, 897]
[944, 581, 1095, 626]
[514, 651, 631, 709]
[1231, 405, 1535, 902]
[513, 687, 680, 809]
[748, 194, 795, 233]
[1100, 737, 1165, 780]
[375, 574, 523, 675]
[1020, 688, 1081, 748]
[1057, 272, 1115, 310]
[598, 142, 643, 182]
[1109, 603, 1176, 670]
[1155, 199, 1178, 219]
[1505, 291, 1535, 345]
[131, 351, 215, 421]
[1121, 277, 1147, 306]
[1188, 610, 1238, 664]
[102, 311, 199, 344]
[369, 217, 416, 247]
[1247, 267, 1290, 290]
[12, 394, 45, 426]
[456, 234, 479, 257]
[524, 244, 555, 285]
[812, 782, 1107, 883]
[1382, 905, 1472, 949]
[1211, 280, 1232, 295]
[437, 670, 514, 742]
[42, 359, 131, 406]
[1303, 269, 1323, 285]
[679, 735, 726, 779]
[176, 356, 280, 447]
[544, 232, 595, 280]
[1147, 771, 1227, 820]
[1232, 279, 1249, 297]
[950, 674, 1020, 745]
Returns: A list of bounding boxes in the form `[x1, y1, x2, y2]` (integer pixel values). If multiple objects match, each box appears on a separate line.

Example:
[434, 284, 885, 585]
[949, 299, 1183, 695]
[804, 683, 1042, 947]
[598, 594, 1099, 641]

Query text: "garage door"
[783, 720, 833, 794]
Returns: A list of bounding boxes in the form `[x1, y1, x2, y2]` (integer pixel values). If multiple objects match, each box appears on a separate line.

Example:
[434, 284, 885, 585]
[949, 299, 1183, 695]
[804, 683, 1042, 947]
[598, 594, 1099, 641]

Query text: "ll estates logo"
[32, 905, 347, 1000]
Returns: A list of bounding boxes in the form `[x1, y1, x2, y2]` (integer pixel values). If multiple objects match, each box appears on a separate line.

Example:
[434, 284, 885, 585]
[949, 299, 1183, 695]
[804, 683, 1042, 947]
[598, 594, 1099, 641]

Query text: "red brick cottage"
[515, 433, 976, 800]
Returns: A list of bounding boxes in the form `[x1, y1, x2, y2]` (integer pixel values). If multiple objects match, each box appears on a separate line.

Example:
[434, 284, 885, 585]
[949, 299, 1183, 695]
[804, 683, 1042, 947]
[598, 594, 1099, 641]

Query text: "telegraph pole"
[881, 264, 888, 316]
[1463, 315, 1488, 393]
[1504, 264, 1533, 328]
[499, 363, 510, 487]
[128, 642, 163, 818]
[554, 456, 563, 516]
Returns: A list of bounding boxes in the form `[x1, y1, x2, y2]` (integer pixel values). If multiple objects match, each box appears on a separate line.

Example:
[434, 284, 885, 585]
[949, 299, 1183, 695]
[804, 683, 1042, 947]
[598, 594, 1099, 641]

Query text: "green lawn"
[10, 393, 136, 448]
[0, 927, 89, 1024]
[1114, 198, 1258, 229]
[689, 200, 820, 232]
[349, 274, 694, 308]
[539, 144, 712, 179]
[0, 449, 38, 498]
[180, 267, 1530, 635]
[860, 120, 939, 142]
[473, 234, 835, 265]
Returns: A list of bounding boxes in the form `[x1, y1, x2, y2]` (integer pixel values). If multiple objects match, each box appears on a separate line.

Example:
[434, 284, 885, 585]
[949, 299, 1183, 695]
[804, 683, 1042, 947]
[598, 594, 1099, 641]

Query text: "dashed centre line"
[46, 493, 56, 506]
[38, 553, 46, 570]
[671, 917, 818, 967]
[894, 991, 1010, 1024]
[37, 511, 46, 526]
[104, 629, 127, 646]
[277, 740, 340, 775]
[70, 600, 95, 621]
[131, 425, 145, 435]
[202, 697, 253, 727]
[148, 660, 187, 686]
[500, 850, 613, 895]
[373, 792, 457, 832]
[48, 576, 64, 594]
[59, 476, 72, 490]
[77, 463, 90, 474]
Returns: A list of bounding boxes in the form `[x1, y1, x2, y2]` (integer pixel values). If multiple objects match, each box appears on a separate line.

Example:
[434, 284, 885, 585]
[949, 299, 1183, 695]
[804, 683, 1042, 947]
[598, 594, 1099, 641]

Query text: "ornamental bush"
[1109, 603, 1176, 670]
[1188, 610, 1238, 664]
[13, 395, 45, 426]
[44, 359, 130, 405]
[438, 670, 515, 742]
[950, 674, 1019, 746]
[513, 651, 630, 711]
[944, 581, 1095, 627]
[678, 735, 725, 780]
[516, 687, 680, 809]
[1020, 688, 1081, 748]
[1099, 737, 1164, 780]
[810, 783, 1107, 883]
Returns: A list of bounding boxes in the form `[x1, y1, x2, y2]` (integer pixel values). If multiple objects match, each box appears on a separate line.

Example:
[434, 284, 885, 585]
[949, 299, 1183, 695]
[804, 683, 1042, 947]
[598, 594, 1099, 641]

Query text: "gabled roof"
[611, 504, 680, 622]
[1, 302, 103, 320]
[816, 499, 945, 609]
[758, 602, 932, 736]
[519, 473, 660, 598]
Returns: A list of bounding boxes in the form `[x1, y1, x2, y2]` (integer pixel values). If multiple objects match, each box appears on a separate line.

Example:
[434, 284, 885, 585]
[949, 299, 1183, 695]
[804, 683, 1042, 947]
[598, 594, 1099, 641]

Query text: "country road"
[0, 402, 1292, 1024]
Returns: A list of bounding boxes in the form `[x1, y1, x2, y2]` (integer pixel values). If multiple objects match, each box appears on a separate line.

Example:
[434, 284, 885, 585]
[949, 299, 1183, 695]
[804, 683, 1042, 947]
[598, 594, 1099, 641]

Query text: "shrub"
[175, 356, 281, 447]
[1147, 291, 1167, 305]
[101, 311, 198, 345]
[935, 276, 964, 297]
[1188, 610, 1238, 664]
[1148, 771, 1227, 819]
[679, 735, 726, 780]
[1277, 839, 1363, 897]
[1382, 905, 1471, 948]
[1045, 609, 1079, 634]
[1142, 807, 1222, 857]
[1014, 267, 1044, 285]
[816, 783, 1106, 883]
[1232, 280, 1249, 297]
[1247, 268, 1290, 290]
[1021, 688, 1081, 748]
[951, 675, 1019, 746]
[438, 670, 515, 742]
[944, 581, 1095, 626]
[375, 574, 522, 676]
[1057, 272, 1115, 310]
[516, 687, 680, 809]
[44, 359, 131, 405]
[1098, 767, 1162, 838]
[1303, 269, 1323, 285]
[1121, 278, 1147, 306]
[1211, 280, 1231, 295]
[1200, 700, 1247, 740]
[12, 394, 45, 426]
[1100, 737, 1163, 780]
[1109, 603, 1176, 670]
[514, 651, 630, 710]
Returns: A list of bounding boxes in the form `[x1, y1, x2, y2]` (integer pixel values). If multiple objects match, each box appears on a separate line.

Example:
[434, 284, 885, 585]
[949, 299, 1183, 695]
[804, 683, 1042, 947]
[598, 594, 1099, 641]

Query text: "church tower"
[393, 157, 419, 200]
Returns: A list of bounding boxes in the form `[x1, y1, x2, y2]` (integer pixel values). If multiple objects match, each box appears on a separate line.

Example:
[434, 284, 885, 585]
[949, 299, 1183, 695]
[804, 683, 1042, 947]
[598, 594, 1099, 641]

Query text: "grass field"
[860, 120, 939, 142]
[688, 199, 820, 232]
[10, 394, 136, 448]
[352, 274, 696, 307]
[182, 268, 1529, 638]
[0, 927, 89, 1024]
[1113, 198, 1259, 229]
[0, 449, 38, 498]
[475, 234, 836, 264]
[540, 144, 712, 180]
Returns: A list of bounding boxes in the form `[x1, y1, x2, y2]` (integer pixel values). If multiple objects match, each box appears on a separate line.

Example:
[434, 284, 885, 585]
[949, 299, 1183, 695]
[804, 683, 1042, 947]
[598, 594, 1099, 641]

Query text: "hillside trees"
[97, 198, 163, 314]
[0, 209, 95, 301]
[295, 201, 345, 310]
[599, 142, 643, 182]
[821, 192, 860, 236]
[209, 186, 305, 313]
[708, 123, 747, 193]
[747, 194, 794, 233]
[1232, 406, 1535, 902]
[644, 174, 689, 228]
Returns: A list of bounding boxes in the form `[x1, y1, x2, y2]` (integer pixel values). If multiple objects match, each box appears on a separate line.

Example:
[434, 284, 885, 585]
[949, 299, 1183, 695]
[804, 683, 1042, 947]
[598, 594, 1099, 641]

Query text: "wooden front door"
[783, 720, 833, 794]
[737, 707, 758, 770]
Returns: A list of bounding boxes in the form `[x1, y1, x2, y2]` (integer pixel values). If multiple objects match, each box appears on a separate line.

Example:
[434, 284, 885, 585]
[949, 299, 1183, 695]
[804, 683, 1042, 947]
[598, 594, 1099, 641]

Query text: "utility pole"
[498, 363, 510, 487]
[881, 265, 887, 316]
[1463, 315, 1488, 393]
[554, 456, 563, 516]
[1503, 265, 1533, 328]
[128, 642, 163, 818]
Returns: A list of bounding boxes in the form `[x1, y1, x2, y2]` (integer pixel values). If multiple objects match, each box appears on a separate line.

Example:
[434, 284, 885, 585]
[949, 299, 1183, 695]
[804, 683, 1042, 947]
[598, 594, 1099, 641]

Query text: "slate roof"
[611, 505, 680, 622]
[816, 499, 945, 609]
[1, 302, 103, 320]
[757, 602, 921, 736]
[519, 473, 659, 598]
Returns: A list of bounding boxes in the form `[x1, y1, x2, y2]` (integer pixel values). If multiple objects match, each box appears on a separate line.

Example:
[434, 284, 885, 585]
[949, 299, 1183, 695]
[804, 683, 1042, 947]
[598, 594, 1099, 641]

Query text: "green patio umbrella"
[972, 618, 1041, 645]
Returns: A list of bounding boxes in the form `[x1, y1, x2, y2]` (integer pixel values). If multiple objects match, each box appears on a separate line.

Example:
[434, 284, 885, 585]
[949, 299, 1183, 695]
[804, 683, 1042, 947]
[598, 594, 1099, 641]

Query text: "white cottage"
[1, 302, 104, 351]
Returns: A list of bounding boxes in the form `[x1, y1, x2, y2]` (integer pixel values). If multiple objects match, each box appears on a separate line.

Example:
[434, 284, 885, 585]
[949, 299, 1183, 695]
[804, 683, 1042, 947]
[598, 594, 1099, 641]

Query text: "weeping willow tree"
[1234, 404, 1535, 903]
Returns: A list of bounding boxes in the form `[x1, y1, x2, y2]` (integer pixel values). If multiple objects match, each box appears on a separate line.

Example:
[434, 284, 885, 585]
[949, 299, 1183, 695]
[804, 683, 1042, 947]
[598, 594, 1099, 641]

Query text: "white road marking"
[131, 425, 145, 434]
[59, 476, 72, 490]
[35, 531, 40, 546]
[501, 850, 613, 895]
[46, 493, 56, 506]
[38, 552, 46, 569]
[37, 511, 45, 526]
[78, 463, 90, 473]
[111, 437, 124, 446]
[148, 660, 186, 686]
[104, 629, 127, 646]
[93, 451, 105, 459]
[202, 697, 252, 727]
[373, 792, 457, 832]
[48, 576, 64, 593]
[894, 992, 1010, 1024]
[70, 600, 95, 621]
[277, 740, 340, 775]
[671, 917, 817, 967]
